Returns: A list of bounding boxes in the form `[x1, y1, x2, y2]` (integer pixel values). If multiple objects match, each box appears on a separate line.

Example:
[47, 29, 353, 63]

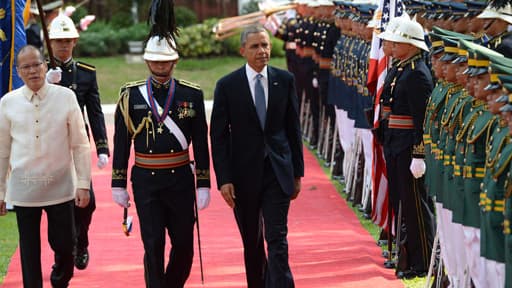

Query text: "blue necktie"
[254, 74, 266, 128]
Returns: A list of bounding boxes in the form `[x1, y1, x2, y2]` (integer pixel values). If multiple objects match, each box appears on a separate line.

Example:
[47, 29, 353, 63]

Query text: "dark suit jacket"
[210, 65, 304, 196]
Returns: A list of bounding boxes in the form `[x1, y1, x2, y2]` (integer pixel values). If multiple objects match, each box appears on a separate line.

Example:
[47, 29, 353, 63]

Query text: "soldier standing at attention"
[111, 36, 211, 287]
[45, 14, 109, 270]
[478, 4, 512, 57]
[500, 90, 512, 288]
[377, 17, 435, 279]
[479, 63, 512, 288]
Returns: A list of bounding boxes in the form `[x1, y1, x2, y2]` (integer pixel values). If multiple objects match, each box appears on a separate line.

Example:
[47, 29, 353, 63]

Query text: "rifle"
[34, 0, 56, 68]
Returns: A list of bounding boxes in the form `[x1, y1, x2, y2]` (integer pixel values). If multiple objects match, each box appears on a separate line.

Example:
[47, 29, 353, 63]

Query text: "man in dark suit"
[210, 26, 304, 288]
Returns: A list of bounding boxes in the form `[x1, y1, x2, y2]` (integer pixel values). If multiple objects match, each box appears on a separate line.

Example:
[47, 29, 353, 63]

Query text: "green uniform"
[459, 101, 494, 227]
[505, 162, 512, 288]
[424, 81, 451, 198]
[447, 91, 473, 224]
[436, 85, 461, 207]
[440, 86, 465, 213]
[480, 121, 510, 262]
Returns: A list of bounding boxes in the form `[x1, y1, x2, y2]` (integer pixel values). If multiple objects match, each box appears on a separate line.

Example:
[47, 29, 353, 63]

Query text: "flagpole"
[34, 0, 56, 68]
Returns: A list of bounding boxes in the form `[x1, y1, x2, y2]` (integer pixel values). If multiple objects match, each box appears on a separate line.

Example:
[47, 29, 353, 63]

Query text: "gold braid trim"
[440, 86, 463, 127]
[505, 176, 512, 198]
[117, 84, 156, 147]
[492, 145, 512, 179]
[413, 142, 425, 156]
[467, 115, 497, 144]
[448, 92, 469, 133]
[486, 134, 509, 170]
[397, 53, 423, 69]
[95, 139, 109, 149]
[112, 169, 128, 180]
[456, 100, 486, 142]
[196, 169, 210, 180]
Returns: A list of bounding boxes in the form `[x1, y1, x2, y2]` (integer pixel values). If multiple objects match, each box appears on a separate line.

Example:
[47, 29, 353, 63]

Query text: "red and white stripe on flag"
[367, 0, 403, 230]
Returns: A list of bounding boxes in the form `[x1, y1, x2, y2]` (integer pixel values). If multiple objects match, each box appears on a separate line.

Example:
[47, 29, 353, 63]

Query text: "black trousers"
[74, 182, 95, 251]
[132, 166, 196, 288]
[295, 59, 318, 142]
[384, 147, 435, 272]
[233, 158, 294, 288]
[319, 77, 335, 125]
[15, 200, 76, 288]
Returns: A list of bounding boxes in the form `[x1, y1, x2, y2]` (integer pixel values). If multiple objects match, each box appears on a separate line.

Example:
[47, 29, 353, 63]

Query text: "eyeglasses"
[18, 62, 43, 72]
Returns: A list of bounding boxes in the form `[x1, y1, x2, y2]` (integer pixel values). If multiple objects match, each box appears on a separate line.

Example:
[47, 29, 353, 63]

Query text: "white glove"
[112, 187, 130, 208]
[46, 67, 62, 84]
[312, 77, 319, 88]
[410, 158, 426, 179]
[196, 188, 210, 210]
[97, 153, 109, 169]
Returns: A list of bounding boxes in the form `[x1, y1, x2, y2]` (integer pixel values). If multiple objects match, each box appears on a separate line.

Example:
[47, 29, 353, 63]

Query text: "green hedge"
[75, 18, 285, 58]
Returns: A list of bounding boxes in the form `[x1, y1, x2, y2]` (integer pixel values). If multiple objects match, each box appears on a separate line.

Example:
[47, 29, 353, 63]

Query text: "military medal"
[146, 77, 176, 134]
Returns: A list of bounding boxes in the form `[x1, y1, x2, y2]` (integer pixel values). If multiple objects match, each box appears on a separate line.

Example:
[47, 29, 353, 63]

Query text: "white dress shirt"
[245, 64, 268, 109]
[0, 83, 91, 206]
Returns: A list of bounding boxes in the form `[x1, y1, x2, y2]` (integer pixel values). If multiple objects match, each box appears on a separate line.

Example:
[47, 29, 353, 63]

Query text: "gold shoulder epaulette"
[177, 79, 201, 90]
[123, 79, 146, 88]
[290, 19, 297, 25]
[76, 61, 96, 71]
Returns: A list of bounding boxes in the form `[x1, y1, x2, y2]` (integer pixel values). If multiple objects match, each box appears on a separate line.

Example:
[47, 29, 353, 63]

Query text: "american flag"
[367, 0, 403, 230]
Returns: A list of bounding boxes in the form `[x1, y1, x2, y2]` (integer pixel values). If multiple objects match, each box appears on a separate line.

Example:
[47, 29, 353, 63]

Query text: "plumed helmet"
[143, 36, 179, 61]
[382, 17, 428, 51]
[49, 14, 79, 39]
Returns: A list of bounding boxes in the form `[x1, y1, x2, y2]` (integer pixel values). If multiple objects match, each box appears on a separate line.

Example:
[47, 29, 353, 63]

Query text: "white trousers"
[335, 108, 355, 178]
[463, 226, 485, 288]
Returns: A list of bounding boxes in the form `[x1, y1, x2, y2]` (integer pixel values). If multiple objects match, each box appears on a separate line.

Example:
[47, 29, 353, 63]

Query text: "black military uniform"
[112, 77, 210, 287]
[25, 21, 42, 49]
[55, 58, 109, 268]
[382, 54, 435, 277]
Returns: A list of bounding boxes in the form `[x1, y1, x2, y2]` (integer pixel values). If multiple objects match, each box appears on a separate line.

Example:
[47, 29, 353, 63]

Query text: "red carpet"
[2, 126, 403, 288]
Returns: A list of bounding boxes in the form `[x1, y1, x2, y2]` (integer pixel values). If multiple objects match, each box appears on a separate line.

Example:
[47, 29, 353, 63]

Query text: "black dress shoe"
[396, 270, 426, 279]
[74, 248, 89, 270]
[383, 259, 396, 269]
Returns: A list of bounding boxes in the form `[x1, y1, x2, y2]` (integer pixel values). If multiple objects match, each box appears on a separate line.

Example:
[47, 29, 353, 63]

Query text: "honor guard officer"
[478, 3, 512, 57]
[313, 1, 339, 160]
[377, 17, 435, 279]
[111, 36, 211, 287]
[45, 14, 109, 270]
[499, 84, 512, 288]
[457, 42, 503, 288]
[424, 32, 460, 287]
[479, 60, 512, 288]
[276, 9, 299, 81]
[464, 0, 487, 35]
[435, 34, 470, 288]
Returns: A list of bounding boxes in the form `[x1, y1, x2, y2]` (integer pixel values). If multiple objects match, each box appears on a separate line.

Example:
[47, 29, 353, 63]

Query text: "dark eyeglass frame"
[18, 62, 44, 72]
